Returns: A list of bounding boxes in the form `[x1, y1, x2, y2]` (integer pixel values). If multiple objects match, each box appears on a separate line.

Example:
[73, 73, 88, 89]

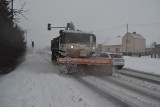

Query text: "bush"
[0, 0, 26, 74]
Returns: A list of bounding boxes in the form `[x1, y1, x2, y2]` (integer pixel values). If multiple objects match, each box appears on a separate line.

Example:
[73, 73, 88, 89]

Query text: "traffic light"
[66, 22, 75, 30]
[48, 23, 51, 30]
[32, 41, 34, 48]
[66, 23, 71, 30]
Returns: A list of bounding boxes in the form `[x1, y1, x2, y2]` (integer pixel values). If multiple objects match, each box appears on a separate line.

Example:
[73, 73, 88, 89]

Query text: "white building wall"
[102, 45, 122, 52]
[122, 32, 146, 53]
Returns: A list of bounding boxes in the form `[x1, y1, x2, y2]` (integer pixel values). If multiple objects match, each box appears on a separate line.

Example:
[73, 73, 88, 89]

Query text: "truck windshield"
[65, 33, 96, 44]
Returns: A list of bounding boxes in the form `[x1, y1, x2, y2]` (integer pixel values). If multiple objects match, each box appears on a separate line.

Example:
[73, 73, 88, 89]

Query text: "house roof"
[156, 41, 160, 44]
[127, 32, 145, 39]
[102, 36, 122, 45]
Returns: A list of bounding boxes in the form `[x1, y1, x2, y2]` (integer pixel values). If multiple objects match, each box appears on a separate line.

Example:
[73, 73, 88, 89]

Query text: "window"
[106, 48, 110, 51]
[99, 53, 109, 58]
[110, 54, 122, 58]
[65, 33, 96, 44]
[115, 48, 120, 52]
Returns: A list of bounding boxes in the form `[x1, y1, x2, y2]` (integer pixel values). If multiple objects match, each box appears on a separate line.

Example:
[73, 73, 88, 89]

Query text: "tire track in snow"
[85, 74, 160, 107]
[71, 75, 133, 107]
[114, 71, 160, 94]
[106, 76, 160, 100]
[115, 69, 160, 85]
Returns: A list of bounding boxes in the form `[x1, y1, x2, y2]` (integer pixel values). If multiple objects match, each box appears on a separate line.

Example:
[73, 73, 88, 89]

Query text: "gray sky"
[14, 0, 160, 48]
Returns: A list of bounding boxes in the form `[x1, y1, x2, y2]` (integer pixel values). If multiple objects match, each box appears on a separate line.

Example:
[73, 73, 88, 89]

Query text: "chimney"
[133, 32, 136, 34]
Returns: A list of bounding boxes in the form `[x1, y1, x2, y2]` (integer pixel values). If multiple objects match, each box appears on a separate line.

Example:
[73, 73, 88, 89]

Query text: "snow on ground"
[0, 48, 160, 107]
[124, 56, 160, 75]
[0, 49, 115, 107]
[0, 51, 90, 107]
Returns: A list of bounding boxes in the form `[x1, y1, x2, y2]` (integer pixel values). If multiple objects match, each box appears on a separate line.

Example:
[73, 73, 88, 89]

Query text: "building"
[155, 44, 160, 58]
[102, 36, 122, 53]
[102, 45, 122, 53]
[101, 32, 146, 55]
[122, 32, 146, 55]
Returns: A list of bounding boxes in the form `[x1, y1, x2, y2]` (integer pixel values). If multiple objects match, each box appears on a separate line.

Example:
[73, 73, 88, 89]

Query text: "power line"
[92, 24, 126, 32]
[129, 23, 160, 27]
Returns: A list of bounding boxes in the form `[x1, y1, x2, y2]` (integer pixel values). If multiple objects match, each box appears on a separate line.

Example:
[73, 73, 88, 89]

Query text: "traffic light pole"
[47, 23, 66, 31]
[51, 27, 66, 28]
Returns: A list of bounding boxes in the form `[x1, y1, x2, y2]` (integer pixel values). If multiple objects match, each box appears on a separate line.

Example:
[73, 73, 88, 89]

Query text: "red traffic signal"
[48, 23, 51, 30]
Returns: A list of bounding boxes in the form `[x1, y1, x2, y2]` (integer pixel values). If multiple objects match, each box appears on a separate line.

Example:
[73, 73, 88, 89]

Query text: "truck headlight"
[71, 45, 74, 49]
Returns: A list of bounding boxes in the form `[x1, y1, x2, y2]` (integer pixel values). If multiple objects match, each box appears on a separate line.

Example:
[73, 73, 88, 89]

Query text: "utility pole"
[11, 0, 14, 20]
[126, 23, 128, 55]
[47, 23, 66, 31]
[127, 23, 128, 33]
[126, 36, 128, 55]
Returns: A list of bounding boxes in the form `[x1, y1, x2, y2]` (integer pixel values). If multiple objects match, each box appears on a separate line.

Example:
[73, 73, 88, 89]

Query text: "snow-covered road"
[0, 48, 160, 107]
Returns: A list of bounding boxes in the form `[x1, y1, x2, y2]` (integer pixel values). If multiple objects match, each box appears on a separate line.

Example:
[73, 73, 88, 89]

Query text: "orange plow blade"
[57, 58, 112, 65]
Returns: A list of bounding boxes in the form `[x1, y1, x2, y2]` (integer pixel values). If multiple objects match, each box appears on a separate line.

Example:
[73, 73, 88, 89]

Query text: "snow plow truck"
[49, 22, 114, 75]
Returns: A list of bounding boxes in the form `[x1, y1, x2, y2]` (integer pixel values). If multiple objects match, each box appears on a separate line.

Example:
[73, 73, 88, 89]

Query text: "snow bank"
[0, 52, 93, 107]
[124, 56, 160, 75]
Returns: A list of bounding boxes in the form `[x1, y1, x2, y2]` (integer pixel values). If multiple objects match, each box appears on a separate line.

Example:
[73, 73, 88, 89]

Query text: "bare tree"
[12, 1, 30, 22]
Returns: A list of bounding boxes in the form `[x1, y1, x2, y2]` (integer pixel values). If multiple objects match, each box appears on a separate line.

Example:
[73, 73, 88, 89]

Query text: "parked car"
[92, 52, 124, 69]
